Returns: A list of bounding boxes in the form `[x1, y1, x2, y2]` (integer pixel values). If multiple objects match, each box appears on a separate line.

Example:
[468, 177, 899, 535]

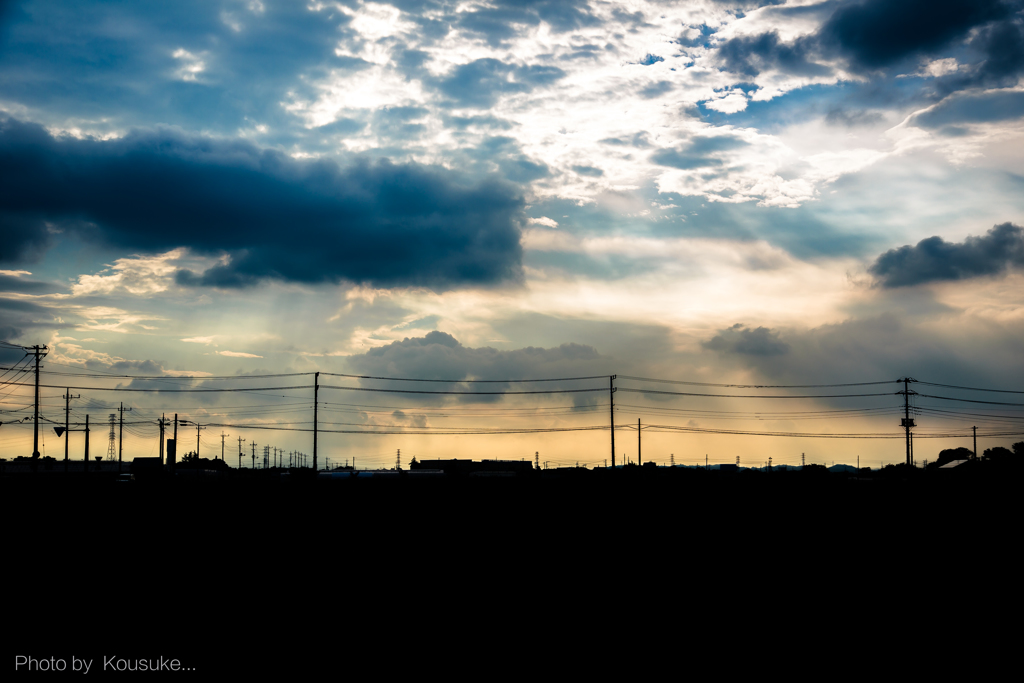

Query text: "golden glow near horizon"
[2, 2, 1023, 465]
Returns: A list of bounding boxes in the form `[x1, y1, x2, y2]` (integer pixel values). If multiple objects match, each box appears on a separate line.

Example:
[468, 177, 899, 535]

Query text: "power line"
[11, 360, 312, 381]
[617, 375, 898, 388]
[917, 393, 1024, 407]
[615, 387, 896, 399]
[642, 423, 1024, 439]
[2, 382, 312, 393]
[320, 372, 608, 383]
[318, 384, 606, 396]
[917, 380, 1024, 395]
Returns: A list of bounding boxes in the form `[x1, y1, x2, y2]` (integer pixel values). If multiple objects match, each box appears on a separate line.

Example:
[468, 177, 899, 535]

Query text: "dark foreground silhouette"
[4, 453, 1016, 676]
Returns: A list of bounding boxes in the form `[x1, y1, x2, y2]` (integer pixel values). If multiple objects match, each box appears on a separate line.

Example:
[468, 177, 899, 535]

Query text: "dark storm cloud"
[703, 324, 790, 356]
[650, 134, 748, 170]
[0, 292, 61, 350]
[0, 1, 360, 136]
[0, 274, 63, 294]
[713, 0, 1023, 95]
[819, 0, 1014, 71]
[345, 330, 605, 402]
[717, 31, 828, 77]
[0, 211, 50, 262]
[0, 118, 525, 290]
[456, 0, 600, 47]
[0, 296, 48, 313]
[434, 59, 566, 108]
[868, 223, 1024, 287]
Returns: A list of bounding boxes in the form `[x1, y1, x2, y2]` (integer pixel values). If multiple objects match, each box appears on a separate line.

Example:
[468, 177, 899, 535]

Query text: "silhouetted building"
[411, 459, 534, 476]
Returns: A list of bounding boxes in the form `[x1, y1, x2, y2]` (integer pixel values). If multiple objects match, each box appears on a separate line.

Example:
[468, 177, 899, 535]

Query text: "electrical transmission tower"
[263, 445, 270, 469]
[107, 414, 117, 462]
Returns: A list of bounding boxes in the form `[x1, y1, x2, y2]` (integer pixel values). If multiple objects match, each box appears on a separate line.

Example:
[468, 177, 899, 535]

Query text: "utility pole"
[898, 377, 917, 466]
[610, 375, 616, 468]
[196, 421, 204, 459]
[166, 416, 176, 472]
[396, 448, 400, 470]
[172, 413, 178, 469]
[237, 436, 246, 469]
[117, 402, 131, 473]
[535, 451, 539, 470]
[637, 418, 641, 466]
[158, 414, 169, 465]
[84, 414, 90, 473]
[62, 389, 78, 473]
[313, 371, 319, 471]
[972, 425, 977, 459]
[30, 344, 48, 459]
[251, 442, 257, 470]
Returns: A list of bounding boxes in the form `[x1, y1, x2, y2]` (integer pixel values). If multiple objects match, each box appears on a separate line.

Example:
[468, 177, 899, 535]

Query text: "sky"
[1, 0, 1023, 468]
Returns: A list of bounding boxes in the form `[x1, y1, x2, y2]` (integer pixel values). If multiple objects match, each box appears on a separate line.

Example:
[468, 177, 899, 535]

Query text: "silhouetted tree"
[983, 446, 1014, 463]
[929, 447, 973, 469]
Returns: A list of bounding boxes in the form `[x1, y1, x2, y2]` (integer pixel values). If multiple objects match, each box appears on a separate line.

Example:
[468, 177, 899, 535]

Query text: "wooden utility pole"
[31, 345, 47, 459]
[117, 402, 131, 473]
[62, 389, 78, 473]
[84, 414, 90, 472]
[158, 414, 169, 465]
[195, 422, 204, 459]
[899, 378, 917, 466]
[313, 371, 319, 471]
[609, 375, 616, 468]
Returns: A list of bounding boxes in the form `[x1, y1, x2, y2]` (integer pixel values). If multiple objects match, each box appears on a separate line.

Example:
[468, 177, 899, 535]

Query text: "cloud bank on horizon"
[1, 1, 1023, 464]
